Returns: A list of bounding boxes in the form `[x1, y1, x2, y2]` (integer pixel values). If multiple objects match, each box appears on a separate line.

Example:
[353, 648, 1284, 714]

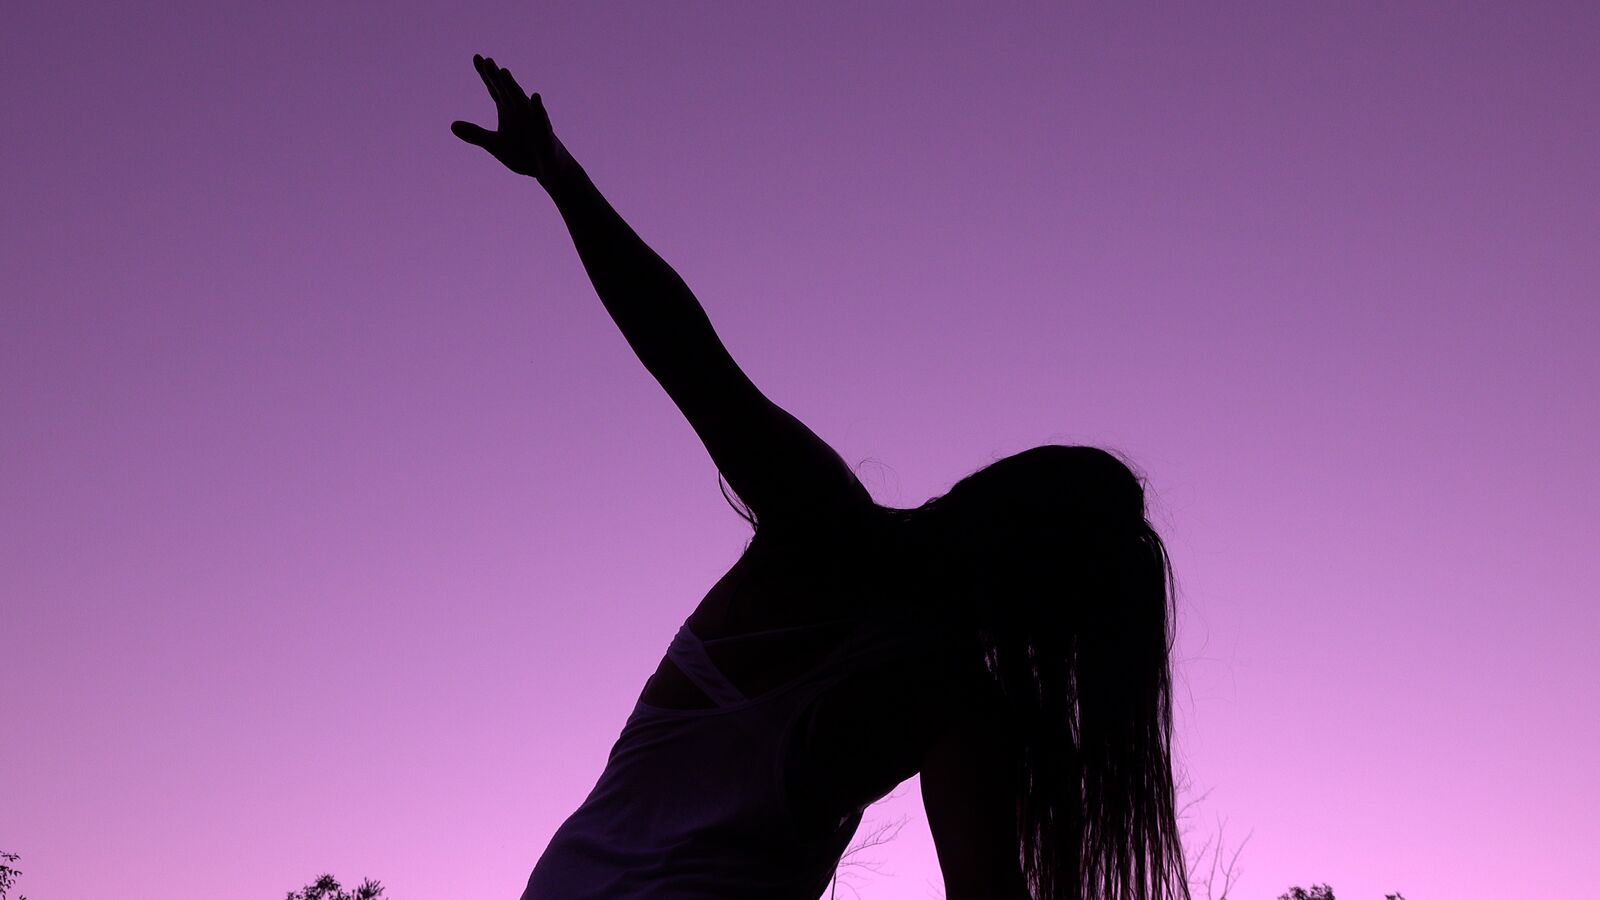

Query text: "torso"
[636, 505, 975, 829]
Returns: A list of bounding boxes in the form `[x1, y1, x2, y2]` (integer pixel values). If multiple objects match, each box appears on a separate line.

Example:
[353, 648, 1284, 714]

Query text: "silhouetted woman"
[452, 53, 1189, 900]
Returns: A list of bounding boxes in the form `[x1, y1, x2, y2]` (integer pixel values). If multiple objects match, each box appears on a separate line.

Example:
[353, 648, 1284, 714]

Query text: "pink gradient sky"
[4, 2, 1597, 898]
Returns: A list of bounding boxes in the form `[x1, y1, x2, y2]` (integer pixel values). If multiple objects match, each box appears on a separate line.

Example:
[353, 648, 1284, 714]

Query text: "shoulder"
[748, 497, 895, 561]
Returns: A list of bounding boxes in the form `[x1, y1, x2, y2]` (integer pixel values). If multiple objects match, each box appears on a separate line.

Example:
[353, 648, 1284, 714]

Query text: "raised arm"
[542, 158, 870, 529]
[452, 54, 869, 530]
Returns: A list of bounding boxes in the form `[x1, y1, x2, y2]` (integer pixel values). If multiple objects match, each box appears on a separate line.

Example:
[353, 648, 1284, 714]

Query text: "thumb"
[450, 120, 495, 148]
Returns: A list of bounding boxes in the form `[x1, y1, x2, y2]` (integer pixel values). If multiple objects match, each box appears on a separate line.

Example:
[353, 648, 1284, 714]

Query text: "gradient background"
[4, 2, 1596, 898]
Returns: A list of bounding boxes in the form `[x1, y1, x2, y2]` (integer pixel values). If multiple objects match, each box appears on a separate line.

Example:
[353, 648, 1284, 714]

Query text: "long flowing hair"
[916, 445, 1188, 900]
[720, 444, 1188, 900]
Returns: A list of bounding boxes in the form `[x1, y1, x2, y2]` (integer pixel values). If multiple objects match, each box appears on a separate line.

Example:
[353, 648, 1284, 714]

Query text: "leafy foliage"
[284, 873, 385, 900]
[1278, 886, 1336, 900]
[0, 850, 25, 900]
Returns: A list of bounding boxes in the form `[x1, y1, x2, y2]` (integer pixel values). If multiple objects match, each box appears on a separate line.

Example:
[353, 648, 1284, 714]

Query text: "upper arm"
[667, 355, 871, 530]
[920, 706, 1030, 900]
[547, 165, 865, 525]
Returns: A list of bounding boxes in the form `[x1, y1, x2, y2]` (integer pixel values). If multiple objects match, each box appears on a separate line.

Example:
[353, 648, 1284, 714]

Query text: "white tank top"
[519, 606, 939, 900]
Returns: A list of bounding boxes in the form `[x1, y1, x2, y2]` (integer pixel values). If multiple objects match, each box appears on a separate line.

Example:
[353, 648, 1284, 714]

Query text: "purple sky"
[4, 3, 1597, 898]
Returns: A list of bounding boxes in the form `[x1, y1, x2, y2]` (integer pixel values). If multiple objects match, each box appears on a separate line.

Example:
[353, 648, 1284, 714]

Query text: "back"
[520, 608, 939, 899]
[520, 512, 976, 900]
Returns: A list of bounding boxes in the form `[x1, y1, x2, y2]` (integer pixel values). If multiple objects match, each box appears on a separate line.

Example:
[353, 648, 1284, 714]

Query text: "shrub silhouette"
[285, 873, 385, 900]
[0, 850, 25, 900]
[1278, 886, 1336, 900]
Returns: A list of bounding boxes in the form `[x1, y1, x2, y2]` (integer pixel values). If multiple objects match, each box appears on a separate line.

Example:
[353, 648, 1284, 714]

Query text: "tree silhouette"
[1175, 771, 1251, 900]
[284, 873, 385, 900]
[827, 790, 912, 900]
[0, 851, 25, 900]
[1278, 885, 1335, 900]
[1277, 883, 1408, 899]
[1184, 814, 1248, 900]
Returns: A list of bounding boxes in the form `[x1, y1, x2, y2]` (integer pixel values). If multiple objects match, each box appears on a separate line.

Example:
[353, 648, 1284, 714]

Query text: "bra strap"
[665, 622, 748, 707]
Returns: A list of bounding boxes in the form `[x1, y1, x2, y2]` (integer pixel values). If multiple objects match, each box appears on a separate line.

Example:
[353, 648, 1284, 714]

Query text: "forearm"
[539, 160, 737, 394]
[533, 150, 867, 527]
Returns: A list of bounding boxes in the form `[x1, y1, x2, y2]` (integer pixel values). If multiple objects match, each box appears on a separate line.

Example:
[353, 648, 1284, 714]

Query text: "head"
[909, 445, 1188, 900]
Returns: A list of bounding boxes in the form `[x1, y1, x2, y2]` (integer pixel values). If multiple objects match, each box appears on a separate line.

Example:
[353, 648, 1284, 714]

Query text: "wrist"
[537, 136, 580, 187]
[538, 158, 585, 203]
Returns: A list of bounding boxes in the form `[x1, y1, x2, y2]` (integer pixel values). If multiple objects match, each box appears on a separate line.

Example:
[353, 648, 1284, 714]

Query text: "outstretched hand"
[451, 53, 573, 181]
